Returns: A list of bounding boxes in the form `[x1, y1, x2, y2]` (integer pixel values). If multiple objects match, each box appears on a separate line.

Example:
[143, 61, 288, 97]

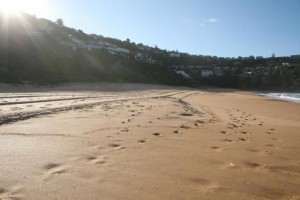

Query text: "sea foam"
[263, 93, 300, 103]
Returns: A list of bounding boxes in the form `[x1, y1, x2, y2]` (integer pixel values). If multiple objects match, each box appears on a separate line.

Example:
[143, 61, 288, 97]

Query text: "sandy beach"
[0, 83, 299, 200]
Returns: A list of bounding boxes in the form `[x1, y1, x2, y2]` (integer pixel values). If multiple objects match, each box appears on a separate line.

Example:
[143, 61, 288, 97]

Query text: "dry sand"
[0, 83, 299, 200]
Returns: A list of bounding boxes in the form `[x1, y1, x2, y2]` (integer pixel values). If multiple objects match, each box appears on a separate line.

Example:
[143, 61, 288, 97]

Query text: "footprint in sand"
[87, 156, 97, 161]
[139, 139, 148, 143]
[44, 163, 66, 175]
[238, 138, 249, 142]
[220, 131, 227, 134]
[210, 146, 223, 152]
[153, 132, 160, 136]
[0, 186, 23, 200]
[44, 163, 60, 170]
[0, 188, 5, 194]
[223, 139, 233, 143]
[87, 155, 107, 164]
[244, 162, 266, 170]
[108, 143, 125, 150]
[180, 112, 193, 116]
[247, 148, 273, 156]
[180, 125, 191, 129]
[108, 143, 121, 148]
[196, 120, 205, 124]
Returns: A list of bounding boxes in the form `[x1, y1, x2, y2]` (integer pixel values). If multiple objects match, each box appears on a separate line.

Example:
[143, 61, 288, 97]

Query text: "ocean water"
[263, 93, 300, 103]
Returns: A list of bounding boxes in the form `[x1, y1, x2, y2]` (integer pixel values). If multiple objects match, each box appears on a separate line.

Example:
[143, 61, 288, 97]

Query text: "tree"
[272, 52, 275, 58]
[56, 18, 64, 26]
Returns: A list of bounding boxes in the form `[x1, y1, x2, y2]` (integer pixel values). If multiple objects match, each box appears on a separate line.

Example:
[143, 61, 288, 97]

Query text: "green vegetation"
[0, 12, 299, 90]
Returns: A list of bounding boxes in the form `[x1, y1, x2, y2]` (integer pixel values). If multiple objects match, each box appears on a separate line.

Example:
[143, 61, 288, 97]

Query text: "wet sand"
[0, 84, 300, 200]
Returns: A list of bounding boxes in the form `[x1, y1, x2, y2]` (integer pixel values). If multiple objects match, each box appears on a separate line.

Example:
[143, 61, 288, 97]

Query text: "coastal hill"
[0, 12, 300, 90]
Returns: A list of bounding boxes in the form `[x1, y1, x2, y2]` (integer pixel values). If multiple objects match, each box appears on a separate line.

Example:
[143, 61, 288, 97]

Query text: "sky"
[5, 0, 300, 57]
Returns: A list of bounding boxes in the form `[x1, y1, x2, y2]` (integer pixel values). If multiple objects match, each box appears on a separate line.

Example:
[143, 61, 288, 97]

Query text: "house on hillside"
[88, 41, 104, 50]
[175, 70, 191, 79]
[169, 52, 180, 57]
[187, 65, 195, 69]
[134, 53, 156, 64]
[201, 69, 214, 77]
[116, 47, 130, 56]
[134, 52, 145, 61]
[256, 66, 268, 74]
[107, 46, 130, 57]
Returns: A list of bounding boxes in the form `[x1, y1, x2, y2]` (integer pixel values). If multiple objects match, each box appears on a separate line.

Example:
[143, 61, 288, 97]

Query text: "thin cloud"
[201, 18, 219, 27]
[207, 18, 218, 23]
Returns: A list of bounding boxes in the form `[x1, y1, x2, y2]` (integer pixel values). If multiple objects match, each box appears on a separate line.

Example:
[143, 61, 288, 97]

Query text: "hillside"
[0, 12, 184, 86]
[0, 12, 300, 90]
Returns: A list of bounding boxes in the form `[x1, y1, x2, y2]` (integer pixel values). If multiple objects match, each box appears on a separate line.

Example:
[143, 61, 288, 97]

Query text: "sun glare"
[0, 0, 49, 16]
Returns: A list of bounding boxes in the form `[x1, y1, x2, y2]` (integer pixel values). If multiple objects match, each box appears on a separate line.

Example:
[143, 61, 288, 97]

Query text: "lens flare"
[0, 0, 49, 16]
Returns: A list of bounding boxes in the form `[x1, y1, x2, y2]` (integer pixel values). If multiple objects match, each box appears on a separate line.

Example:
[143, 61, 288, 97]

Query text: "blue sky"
[36, 0, 300, 57]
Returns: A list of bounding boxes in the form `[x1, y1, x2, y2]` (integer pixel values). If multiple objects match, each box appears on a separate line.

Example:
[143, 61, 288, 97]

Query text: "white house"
[175, 70, 191, 79]
[201, 70, 214, 77]
[107, 46, 130, 57]
[171, 65, 185, 70]
[187, 65, 195, 69]
[169, 52, 180, 57]
[88, 41, 104, 50]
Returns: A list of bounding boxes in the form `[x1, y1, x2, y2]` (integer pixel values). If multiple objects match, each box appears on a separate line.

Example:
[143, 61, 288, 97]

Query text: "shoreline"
[259, 92, 300, 104]
[1, 82, 300, 104]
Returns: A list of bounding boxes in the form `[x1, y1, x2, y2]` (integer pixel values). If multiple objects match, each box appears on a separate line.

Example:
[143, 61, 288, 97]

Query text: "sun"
[0, 0, 49, 16]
